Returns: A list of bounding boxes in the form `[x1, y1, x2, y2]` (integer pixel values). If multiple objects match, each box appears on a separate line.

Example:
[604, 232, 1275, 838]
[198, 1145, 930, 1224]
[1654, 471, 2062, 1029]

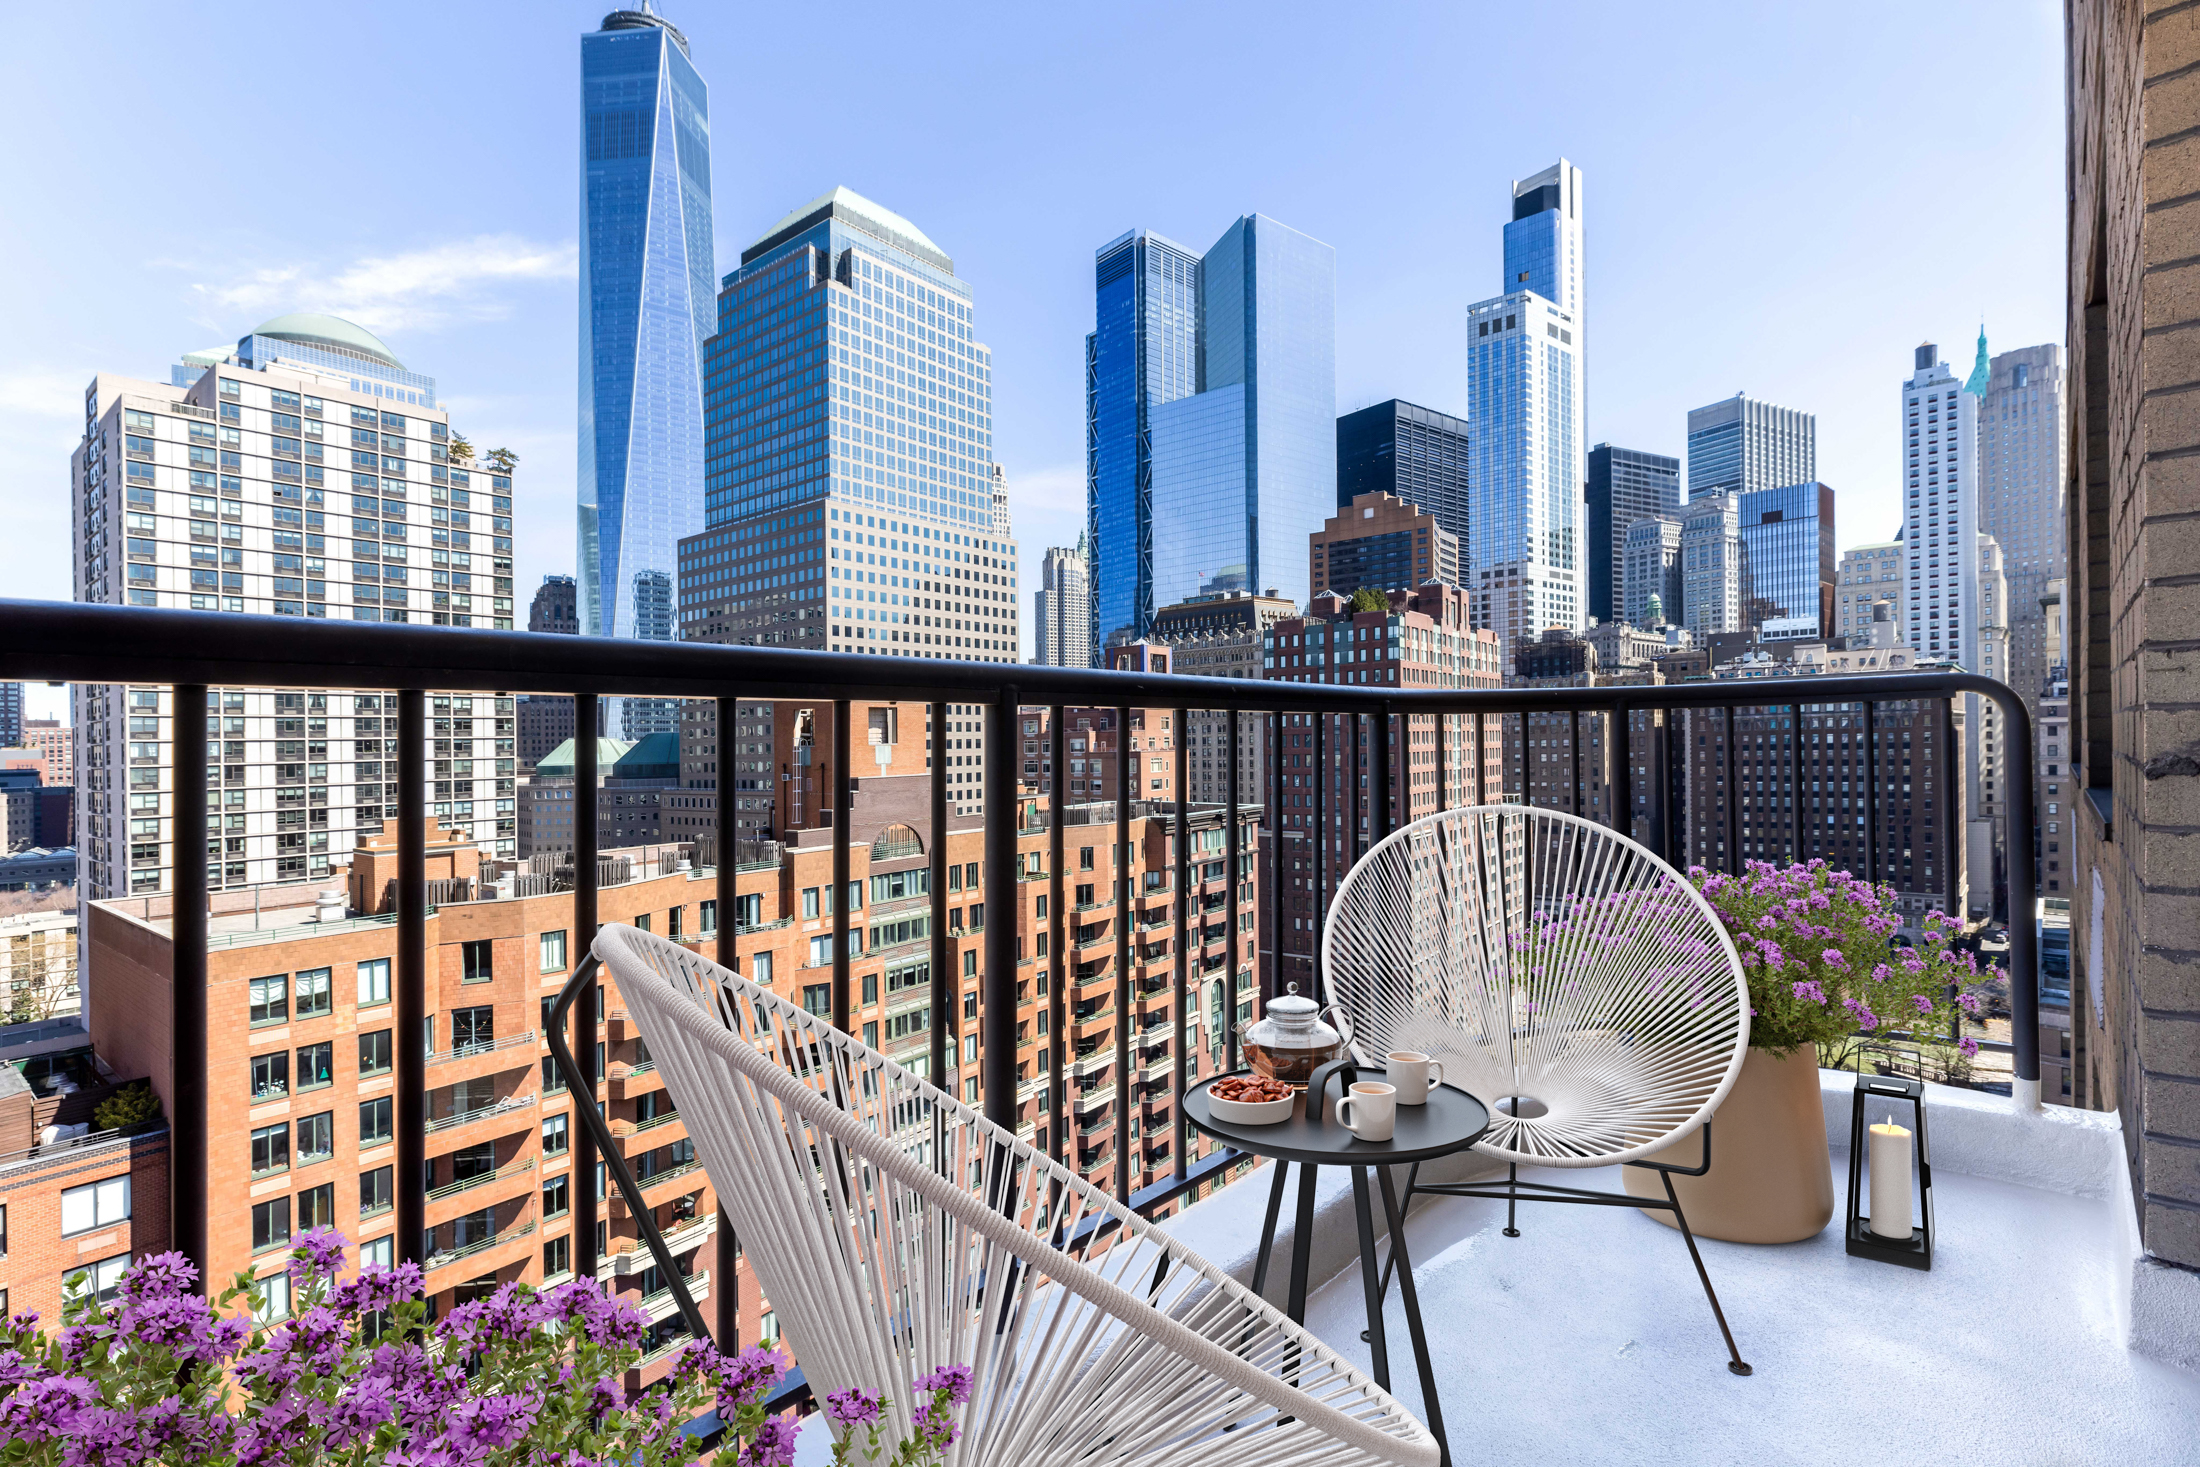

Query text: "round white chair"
[1321, 805, 1755, 1375]
[592, 923, 1443, 1467]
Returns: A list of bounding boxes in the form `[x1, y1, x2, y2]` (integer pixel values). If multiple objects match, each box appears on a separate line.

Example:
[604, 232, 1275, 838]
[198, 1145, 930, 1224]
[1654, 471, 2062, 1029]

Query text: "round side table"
[1184, 1061, 1488, 1467]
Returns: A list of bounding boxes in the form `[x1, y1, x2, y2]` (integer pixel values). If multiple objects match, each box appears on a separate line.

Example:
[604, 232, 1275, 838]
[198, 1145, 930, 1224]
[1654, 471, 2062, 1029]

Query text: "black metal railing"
[1, 599, 2038, 1374]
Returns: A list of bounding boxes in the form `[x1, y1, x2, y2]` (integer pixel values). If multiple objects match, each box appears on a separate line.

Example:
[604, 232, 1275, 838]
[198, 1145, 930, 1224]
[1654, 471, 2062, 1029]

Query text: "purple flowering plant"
[815, 1364, 971, 1467]
[0, 1227, 858, 1467]
[1690, 859, 1987, 1060]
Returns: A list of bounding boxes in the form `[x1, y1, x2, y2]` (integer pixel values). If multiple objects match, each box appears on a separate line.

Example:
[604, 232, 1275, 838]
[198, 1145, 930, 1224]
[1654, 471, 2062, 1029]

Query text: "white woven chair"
[593, 924, 1442, 1467]
[1321, 806, 1756, 1375]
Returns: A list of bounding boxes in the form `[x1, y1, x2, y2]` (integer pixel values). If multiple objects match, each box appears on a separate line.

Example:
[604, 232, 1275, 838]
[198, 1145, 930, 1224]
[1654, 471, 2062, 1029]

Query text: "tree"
[486, 446, 520, 473]
[446, 431, 474, 464]
[93, 1079, 162, 1131]
[1348, 586, 1389, 614]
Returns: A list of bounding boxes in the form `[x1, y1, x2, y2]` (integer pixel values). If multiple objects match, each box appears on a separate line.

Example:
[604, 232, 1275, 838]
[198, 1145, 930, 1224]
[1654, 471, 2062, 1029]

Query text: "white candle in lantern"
[1868, 1114, 1913, 1241]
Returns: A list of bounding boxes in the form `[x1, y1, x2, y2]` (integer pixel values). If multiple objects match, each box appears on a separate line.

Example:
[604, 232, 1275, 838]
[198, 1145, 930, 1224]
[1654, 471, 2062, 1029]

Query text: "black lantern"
[1846, 1071, 1933, 1269]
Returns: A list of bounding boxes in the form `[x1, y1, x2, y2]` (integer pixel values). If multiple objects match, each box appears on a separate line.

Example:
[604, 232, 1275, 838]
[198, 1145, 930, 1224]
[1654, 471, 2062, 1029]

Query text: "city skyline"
[0, 1, 2066, 671]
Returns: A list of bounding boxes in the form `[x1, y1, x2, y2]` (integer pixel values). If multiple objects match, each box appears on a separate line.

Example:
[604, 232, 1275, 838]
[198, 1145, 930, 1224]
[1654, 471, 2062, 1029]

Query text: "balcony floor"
[1284, 1154, 2197, 1465]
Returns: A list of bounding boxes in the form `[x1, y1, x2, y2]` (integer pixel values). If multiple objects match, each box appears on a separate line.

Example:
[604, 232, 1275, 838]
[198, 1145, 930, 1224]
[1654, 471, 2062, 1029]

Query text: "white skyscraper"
[71, 322, 518, 899]
[1679, 492, 1743, 634]
[1902, 343, 1981, 667]
[1684, 393, 1816, 501]
[1970, 334, 2067, 708]
[1033, 541, 1092, 667]
[1468, 160, 1585, 655]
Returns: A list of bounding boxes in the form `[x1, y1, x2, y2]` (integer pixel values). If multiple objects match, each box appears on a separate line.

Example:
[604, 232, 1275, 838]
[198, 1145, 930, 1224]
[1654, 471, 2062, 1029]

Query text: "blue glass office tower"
[1085, 231, 1200, 652]
[1468, 161, 1584, 654]
[1737, 480, 1836, 636]
[578, 7, 714, 720]
[678, 188, 1013, 665]
[1086, 215, 1335, 648]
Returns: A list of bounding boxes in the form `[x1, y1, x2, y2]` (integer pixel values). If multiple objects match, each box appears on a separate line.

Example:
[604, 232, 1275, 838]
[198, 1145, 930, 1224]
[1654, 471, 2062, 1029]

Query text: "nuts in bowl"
[1205, 1073, 1295, 1125]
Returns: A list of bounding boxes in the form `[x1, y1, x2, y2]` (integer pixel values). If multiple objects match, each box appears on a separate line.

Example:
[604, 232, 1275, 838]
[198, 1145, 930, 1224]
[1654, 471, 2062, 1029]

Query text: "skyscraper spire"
[1965, 323, 1991, 396]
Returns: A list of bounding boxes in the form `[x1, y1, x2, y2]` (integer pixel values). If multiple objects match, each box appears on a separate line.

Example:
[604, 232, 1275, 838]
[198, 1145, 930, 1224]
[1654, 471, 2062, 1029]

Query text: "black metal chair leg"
[1660, 1170, 1752, 1376]
[1504, 1161, 1521, 1237]
[1373, 1161, 1422, 1312]
[1377, 1163, 1450, 1467]
[1250, 1158, 1290, 1299]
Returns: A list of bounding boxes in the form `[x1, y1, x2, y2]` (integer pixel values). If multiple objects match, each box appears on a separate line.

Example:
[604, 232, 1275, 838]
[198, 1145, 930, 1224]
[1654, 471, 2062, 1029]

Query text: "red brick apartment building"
[84, 706, 1257, 1374]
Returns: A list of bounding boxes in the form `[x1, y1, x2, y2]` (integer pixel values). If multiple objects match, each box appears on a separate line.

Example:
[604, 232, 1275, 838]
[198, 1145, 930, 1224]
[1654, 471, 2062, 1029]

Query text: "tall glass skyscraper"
[1585, 443, 1679, 623]
[1335, 399, 1471, 546]
[1467, 161, 1584, 654]
[1736, 481, 1835, 636]
[1087, 216, 1335, 646]
[578, 6, 714, 733]
[1684, 392, 1815, 501]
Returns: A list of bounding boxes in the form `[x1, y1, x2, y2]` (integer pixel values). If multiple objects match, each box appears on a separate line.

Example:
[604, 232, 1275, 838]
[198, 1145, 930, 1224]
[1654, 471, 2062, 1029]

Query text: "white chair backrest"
[1321, 806, 1749, 1168]
[595, 924, 1440, 1467]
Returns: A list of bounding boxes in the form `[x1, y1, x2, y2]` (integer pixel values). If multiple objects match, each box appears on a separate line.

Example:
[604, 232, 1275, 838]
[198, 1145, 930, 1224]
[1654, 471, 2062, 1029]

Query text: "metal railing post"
[397, 687, 428, 1270]
[1375, 701, 1395, 841]
[982, 687, 1019, 1129]
[832, 699, 851, 1033]
[1172, 704, 1190, 1181]
[170, 684, 209, 1290]
[1050, 705, 1067, 1163]
[1998, 685, 2042, 1103]
[1312, 711, 1327, 1003]
[1723, 705, 1739, 874]
[714, 694, 740, 1346]
[1226, 710, 1242, 1074]
[1863, 702, 1879, 885]
[930, 699, 949, 1089]
[1114, 703, 1132, 1200]
[572, 694, 599, 1284]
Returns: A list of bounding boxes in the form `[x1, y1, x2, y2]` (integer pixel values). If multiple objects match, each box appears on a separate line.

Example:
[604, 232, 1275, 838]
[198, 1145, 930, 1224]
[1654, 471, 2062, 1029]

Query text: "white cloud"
[191, 235, 576, 337]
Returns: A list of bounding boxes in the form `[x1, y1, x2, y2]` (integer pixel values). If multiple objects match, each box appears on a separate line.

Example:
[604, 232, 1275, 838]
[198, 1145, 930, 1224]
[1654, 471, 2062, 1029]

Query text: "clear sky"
[0, 0, 2065, 676]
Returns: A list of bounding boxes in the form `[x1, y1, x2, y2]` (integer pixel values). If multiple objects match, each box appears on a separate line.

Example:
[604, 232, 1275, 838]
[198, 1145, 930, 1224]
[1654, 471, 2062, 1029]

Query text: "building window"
[358, 1028, 392, 1077]
[59, 1176, 130, 1236]
[67, 1253, 130, 1308]
[251, 1196, 291, 1254]
[254, 1271, 292, 1323]
[293, 967, 332, 1019]
[295, 1041, 334, 1091]
[359, 1166, 393, 1219]
[296, 1182, 337, 1231]
[251, 1122, 289, 1177]
[543, 1174, 570, 1219]
[802, 984, 831, 1018]
[461, 941, 493, 984]
[249, 975, 289, 1026]
[360, 1235, 393, 1270]
[357, 958, 391, 1007]
[544, 1235, 571, 1279]
[359, 1097, 392, 1148]
[452, 1005, 494, 1053]
[540, 930, 567, 973]
[542, 1113, 569, 1155]
[251, 1050, 290, 1101]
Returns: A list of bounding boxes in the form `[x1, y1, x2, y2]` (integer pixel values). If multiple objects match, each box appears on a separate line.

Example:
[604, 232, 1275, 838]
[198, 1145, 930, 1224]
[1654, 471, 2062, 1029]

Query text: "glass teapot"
[1240, 983, 1345, 1085]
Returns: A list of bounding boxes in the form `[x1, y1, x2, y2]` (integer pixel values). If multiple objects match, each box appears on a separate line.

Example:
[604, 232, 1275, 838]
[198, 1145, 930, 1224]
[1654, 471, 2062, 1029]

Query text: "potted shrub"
[1619, 859, 1986, 1243]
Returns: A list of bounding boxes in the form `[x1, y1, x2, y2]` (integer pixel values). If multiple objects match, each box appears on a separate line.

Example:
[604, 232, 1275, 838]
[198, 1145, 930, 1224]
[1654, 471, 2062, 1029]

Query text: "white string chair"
[593, 924, 1443, 1467]
[1320, 806, 1756, 1375]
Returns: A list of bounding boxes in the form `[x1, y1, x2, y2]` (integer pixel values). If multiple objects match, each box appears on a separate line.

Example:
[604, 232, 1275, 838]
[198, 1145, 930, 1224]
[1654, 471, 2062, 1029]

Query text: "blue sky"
[0, 0, 2065, 674]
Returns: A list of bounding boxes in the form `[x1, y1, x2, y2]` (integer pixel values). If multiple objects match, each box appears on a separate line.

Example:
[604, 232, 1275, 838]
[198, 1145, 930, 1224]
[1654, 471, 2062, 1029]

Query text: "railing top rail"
[0, 599, 2027, 720]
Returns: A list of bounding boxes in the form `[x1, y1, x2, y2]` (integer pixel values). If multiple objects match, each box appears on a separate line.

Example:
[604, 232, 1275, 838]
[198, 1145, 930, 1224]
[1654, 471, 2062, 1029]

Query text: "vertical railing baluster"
[1723, 705, 1739, 875]
[832, 699, 851, 1034]
[1375, 701, 1395, 842]
[1942, 696, 1960, 925]
[1437, 709, 1450, 814]
[1049, 705, 1066, 1164]
[1651, 709, 1670, 861]
[1569, 708, 1582, 819]
[930, 700, 949, 1095]
[1226, 709, 1242, 1074]
[572, 694, 598, 1284]
[1609, 700, 1627, 838]
[2002, 686, 2041, 1103]
[1264, 710, 1280, 1000]
[171, 683, 209, 1290]
[1312, 711, 1326, 1004]
[398, 687, 428, 1271]
[1172, 704, 1189, 1182]
[982, 687, 1020, 1130]
[1349, 713, 1362, 865]
[714, 693, 739, 1345]
[1862, 701, 1879, 885]
[1474, 711, 1485, 808]
[1113, 703, 1132, 1201]
[1789, 702, 1804, 866]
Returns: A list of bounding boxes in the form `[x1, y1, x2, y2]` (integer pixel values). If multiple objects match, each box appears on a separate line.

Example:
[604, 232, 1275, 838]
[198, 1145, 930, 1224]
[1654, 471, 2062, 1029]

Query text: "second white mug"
[1386, 1050, 1444, 1105]
[1335, 1081, 1398, 1142]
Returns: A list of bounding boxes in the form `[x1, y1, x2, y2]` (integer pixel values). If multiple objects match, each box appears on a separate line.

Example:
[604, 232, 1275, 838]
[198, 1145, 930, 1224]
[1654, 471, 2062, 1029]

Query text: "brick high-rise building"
[1310, 492, 1459, 599]
[528, 575, 579, 635]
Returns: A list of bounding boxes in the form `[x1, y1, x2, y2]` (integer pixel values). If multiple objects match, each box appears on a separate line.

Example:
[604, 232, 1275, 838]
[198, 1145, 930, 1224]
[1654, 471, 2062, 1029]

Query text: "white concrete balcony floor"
[1160, 1074, 2200, 1466]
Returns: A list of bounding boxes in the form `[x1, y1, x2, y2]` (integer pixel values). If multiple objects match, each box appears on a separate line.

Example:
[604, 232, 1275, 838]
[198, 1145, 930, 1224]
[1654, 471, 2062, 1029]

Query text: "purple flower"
[827, 1387, 884, 1428]
[738, 1414, 800, 1467]
[912, 1401, 962, 1449]
[1791, 980, 1827, 1005]
[286, 1227, 350, 1288]
[914, 1363, 974, 1405]
[1912, 993, 1934, 1015]
[1821, 948, 1847, 969]
[1957, 992, 1984, 1016]
[114, 1251, 198, 1305]
[1870, 964, 1892, 983]
[1958, 1037, 1980, 1059]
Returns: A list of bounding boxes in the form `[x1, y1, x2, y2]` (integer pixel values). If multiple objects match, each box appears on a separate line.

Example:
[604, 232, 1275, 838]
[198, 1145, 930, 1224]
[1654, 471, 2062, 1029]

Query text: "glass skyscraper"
[1087, 216, 1335, 646]
[1467, 160, 1584, 654]
[677, 187, 1012, 661]
[578, 6, 714, 733]
[1736, 480, 1835, 636]
[1684, 392, 1815, 501]
[1335, 399, 1471, 546]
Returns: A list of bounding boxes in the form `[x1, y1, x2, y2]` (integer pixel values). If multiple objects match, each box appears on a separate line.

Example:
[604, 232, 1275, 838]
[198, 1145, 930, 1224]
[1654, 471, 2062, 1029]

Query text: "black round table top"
[1185, 1067, 1492, 1166]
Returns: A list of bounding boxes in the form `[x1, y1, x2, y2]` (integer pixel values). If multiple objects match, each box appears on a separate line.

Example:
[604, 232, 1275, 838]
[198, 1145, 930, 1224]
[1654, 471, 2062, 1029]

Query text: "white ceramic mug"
[1386, 1050, 1444, 1105]
[1335, 1081, 1398, 1143]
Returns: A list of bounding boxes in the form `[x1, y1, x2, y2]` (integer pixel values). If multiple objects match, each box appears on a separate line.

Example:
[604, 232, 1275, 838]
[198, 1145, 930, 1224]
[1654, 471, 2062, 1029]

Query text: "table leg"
[1378, 1163, 1449, 1467]
[1284, 1155, 1320, 1322]
[1250, 1158, 1290, 1299]
[1350, 1165, 1390, 1389]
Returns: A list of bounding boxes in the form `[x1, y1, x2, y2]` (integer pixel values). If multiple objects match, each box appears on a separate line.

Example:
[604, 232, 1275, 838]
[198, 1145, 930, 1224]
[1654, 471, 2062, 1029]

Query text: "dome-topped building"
[234, 311, 435, 405]
[248, 313, 405, 370]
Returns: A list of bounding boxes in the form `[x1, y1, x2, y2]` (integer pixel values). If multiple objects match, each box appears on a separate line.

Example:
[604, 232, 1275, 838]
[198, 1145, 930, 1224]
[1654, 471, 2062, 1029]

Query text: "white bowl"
[1206, 1090, 1294, 1126]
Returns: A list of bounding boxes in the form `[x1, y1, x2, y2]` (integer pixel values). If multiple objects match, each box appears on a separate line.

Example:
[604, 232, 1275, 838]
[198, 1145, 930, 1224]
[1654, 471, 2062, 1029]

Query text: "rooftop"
[246, 313, 403, 370]
[746, 186, 950, 272]
[1159, 1072, 2199, 1463]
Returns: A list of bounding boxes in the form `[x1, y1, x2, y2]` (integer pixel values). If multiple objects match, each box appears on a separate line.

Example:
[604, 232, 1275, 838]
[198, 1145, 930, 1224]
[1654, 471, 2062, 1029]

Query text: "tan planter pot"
[1620, 1046, 1835, 1244]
